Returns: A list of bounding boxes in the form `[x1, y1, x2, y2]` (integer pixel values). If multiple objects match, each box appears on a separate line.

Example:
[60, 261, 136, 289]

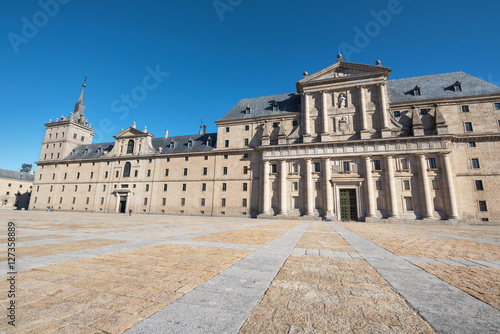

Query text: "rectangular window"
[165, 169, 169, 176]
[428, 158, 437, 169]
[403, 180, 411, 191]
[50, 185, 53, 192]
[244, 138, 249, 146]
[293, 182, 298, 191]
[221, 198, 226, 207]
[103, 185, 106, 191]
[225, 140, 229, 147]
[52, 173, 56, 180]
[243, 183, 248, 191]
[90, 172, 94, 179]
[101, 197, 104, 205]
[465, 122, 473, 132]
[104, 171, 108, 178]
[243, 166, 249, 174]
[144, 198, 148, 205]
[472, 158, 480, 169]
[479, 201, 487, 212]
[77, 172, 80, 179]
[245, 125, 249, 131]
[201, 198, 205, 206]
[273, 122, 278, 128]
[420, 109, 428, 115]
[62, 185, 65, 192]
[75, 185, 78, 191]
[242, 198, 247, 207]
[393, 111, 400, 117]
[495, 103, 500, 110]
[293, 120, 298, 127]
[222, 183, 227, 191]
[183, 168, 188, 176]
[162, 198, 166, 206]
[115, 171, 119, 178]
[72, 197, 76, 204]
[59, 197, 63, 204]
[147, 170, 151, 177]
[404, 197, 413, 211]
[225, 127, 230, 132]
[86, 197, 89, 204]
[204, 156, 208, 160]
[314, 162, 321, 173]
[475, 180, 484, 191]
[223, 167, 228, 175]
[181, 198, 185, 206]
[145, 184, 149, 192]
[243, 153, 248, 159]
[163, 184, 168, 191]
[469, 141, 476, 147]
[88, 185, 91, 192]
[185, 157, 189, 161]
[461, 105, 469, 113]
[373, 160, 381, 171]
[202, 183, 206, 191]
[182, 184, 186, 191]
[224, 155, 228, 159]
[342, 161, 350, 172]
[271, 164, 277, 173]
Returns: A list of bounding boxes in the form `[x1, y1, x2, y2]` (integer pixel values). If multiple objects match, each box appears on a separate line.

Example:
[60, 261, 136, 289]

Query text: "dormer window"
[83, 148, 88, 155]
[413, 86, 421, 96]
[453, 81, 462, 92]
[245, 106, 251, 114]
[97, 147, 102, 154]
[207, 136, 213, 146]
[187, 139, 193, 148]
[71, 149, 76, 156]
[127, 140, 134, 154]
[170, 140, 175, 149]
[273, 103, 279, 112]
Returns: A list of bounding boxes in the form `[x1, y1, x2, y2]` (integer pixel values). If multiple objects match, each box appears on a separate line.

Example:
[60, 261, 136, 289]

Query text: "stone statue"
[339, 94, 346, 108]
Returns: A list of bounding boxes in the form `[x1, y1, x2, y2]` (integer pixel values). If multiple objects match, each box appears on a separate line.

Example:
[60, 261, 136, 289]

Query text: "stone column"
[115, 194, 120, 213]
[125, 193, 130, 214]
[364, 156, 376, 218]
[385, 155, 399, 218]
[379, 83, 391, 137]
[440, 153, 459, 219]
[321, 91, 329, 136]
[305, 159, 314, 216]
[262, 160, 270, 215]
[418, 154, 434, 219]
[359, 86, 370, 139]
[278, 160, 287, 216]
[302, 93, 312, 143]
[323, 158, 333, 215]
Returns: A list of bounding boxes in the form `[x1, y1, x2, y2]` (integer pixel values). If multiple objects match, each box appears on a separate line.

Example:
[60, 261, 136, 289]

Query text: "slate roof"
[217, 93, 301, 122]
[386, 72, 500, 104]
[63, 133, 217, 161]
[0, 168, 35, 182]
[218, 72, 500, 121]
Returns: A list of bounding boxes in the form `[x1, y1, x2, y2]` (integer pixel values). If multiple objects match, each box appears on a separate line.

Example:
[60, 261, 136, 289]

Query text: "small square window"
[461, 105, 469, 113]
[204, 156, 208, 160]
[393, 111, 400, 117]
[167, 158, 170, 162]
[292, 120, 298, 127]
[226, 127, 230, 132]
[245, 125, 249, 131]
[273, 122, 279, 128]
[185, 157, 189, 161]
[465, 122, 473, 132]
[468, 141, 476, 147]
[403, 180, 411, 191]
[243, 153, 248, 158]
[494, 103, 500, 110]
[472, 159, 480, 169]
[420, 109, 428, 116]
[475, 180, 484, 191]
[479, 200, 487, 212]
[224, 155, 228, 159]
[373, 160, 381, 171]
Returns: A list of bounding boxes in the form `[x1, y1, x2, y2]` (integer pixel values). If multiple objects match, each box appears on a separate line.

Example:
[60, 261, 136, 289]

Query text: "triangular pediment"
[113, 127, 151, 139]
[299, 61, 391, 84]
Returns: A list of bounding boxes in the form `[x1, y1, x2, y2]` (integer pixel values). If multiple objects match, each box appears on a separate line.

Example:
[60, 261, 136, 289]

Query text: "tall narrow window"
[127, 140, 134, 154]
[475, 180, 484, 191]
[479, 201, 487, 212]
[472, 159, 480, 169]
[428, 158, 437, 169]
[203, 167, 208, 175]
[373, 160, 381, 171]
[342, 161, 350, 172]
[222, 183, 227, 191]
[123, 162, 131, 177]
[465, 122, 473, 132]
[461, 105, 469, 113]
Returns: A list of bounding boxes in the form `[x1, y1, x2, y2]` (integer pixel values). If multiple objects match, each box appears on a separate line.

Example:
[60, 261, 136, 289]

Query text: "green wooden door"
[340, 189, 357, 221]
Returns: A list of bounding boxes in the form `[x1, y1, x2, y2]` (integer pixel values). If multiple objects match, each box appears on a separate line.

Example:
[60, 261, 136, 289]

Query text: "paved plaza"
[1, 211, 499, 333]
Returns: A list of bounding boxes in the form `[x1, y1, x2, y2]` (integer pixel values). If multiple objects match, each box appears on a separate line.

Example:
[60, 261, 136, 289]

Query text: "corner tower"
[39, 80, 94, 162]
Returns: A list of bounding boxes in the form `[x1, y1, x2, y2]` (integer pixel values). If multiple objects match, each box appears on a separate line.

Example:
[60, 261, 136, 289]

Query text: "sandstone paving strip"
[239, 222, 435, 333]
[331, 222, 500, 333]
[124, 222, 310, 334]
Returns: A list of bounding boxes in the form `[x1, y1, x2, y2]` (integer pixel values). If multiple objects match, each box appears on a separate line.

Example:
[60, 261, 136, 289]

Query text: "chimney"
[165, 129, 169, 138]
[203, 125, 207, 135]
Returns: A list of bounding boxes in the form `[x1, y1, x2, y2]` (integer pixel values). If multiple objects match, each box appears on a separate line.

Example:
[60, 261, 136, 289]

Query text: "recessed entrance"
[119, 197, 127, 213]
[340, 189, 357, 221]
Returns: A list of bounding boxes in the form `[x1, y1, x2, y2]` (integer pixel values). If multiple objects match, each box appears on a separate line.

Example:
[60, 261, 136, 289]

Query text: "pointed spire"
[71, 77, 87, 123]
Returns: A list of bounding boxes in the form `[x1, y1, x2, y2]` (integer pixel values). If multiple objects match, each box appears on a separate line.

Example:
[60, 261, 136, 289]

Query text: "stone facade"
[0, 169, 34, 210]
[30, 57, 500, 224]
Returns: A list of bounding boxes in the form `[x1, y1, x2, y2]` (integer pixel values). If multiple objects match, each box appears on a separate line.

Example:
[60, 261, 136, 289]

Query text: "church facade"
[30, 56, 500, 224]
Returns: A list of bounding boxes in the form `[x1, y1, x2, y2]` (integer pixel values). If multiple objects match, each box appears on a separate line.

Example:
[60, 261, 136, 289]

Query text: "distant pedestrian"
[51, 206, 54, 212]
[47, 206, 50, 212]
[129, 209, 132, 216]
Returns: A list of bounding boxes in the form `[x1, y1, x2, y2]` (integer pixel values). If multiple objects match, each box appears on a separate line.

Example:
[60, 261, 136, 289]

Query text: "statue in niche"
[338, 93, 347, 108]
[338, 116, 349, 133]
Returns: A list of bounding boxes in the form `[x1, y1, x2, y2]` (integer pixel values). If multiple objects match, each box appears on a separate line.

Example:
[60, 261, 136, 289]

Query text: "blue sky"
[1, 0, 499, 171]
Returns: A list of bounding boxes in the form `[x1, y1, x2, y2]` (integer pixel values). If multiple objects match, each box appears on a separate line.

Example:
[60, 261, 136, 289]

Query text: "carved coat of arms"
[338, 116, 349, 133]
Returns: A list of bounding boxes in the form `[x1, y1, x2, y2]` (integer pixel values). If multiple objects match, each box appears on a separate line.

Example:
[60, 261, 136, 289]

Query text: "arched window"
[127, 140, 134, 154]
[123, 162, 131, 177]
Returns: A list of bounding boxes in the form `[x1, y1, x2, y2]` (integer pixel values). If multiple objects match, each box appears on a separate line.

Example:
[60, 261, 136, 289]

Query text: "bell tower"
[39, 79, 94, 162]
